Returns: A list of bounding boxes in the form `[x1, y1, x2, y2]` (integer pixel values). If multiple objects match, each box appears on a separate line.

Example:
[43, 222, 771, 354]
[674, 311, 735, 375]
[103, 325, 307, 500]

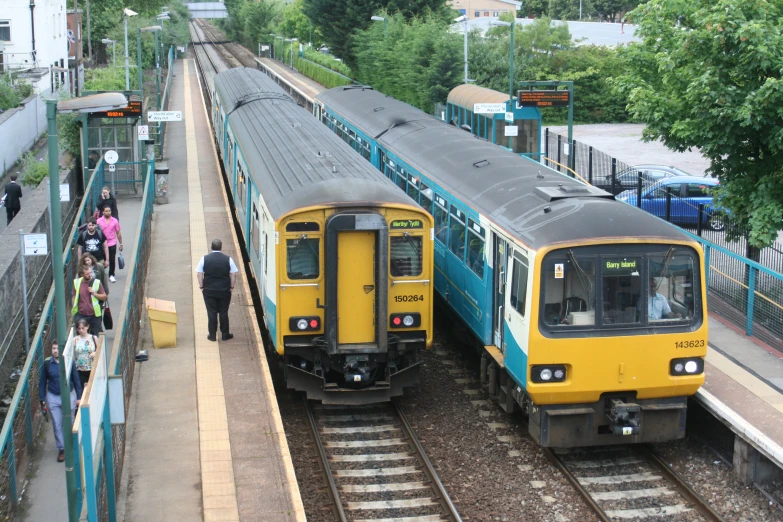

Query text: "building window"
[493, 11, 499, 16]
[474, 11, 480, 17]
[0, 21, 10, 42]
[484, 11, 490, 16]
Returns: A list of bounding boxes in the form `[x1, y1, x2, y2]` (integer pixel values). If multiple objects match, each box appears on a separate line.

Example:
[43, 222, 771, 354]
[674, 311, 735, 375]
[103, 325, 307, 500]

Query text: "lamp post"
[371, 15, 387, 37]
[309, 21, 312, 49]
[454, 15, 469, 84]
[269, 33, 276, 59]
[285, 38, 298, 69]
[49, 92, 129, 522]
[140, 26, 162, 110]
[123, 8, 138, 90]
[101, 39, 116, 67]
[490, 19, 515, 102]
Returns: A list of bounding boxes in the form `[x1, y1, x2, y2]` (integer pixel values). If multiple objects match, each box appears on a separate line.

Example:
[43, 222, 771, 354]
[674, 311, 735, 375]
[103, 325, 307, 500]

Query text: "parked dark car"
[595, 165, 691, 195]
[617, 176, 725, 230]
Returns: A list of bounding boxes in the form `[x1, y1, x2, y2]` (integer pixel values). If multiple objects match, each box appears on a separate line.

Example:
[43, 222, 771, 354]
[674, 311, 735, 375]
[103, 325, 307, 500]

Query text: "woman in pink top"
[98, 206, 123, 282]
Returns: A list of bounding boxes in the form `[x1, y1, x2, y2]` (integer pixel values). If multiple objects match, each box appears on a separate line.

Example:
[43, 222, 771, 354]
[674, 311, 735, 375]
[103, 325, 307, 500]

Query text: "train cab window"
[601, 257, 641, 325]
[434, 195, 449, 244]
[286, 222, 320, 232]
[509, 252, 529, 316]
[467, 219, 485, 278]
[390, 235, 423, 277]
[286, 236, 320, 280]
[406, 174, 420, 201]
[648, 255, 695, 322]
[420, 184, 433, 213]
[395, 167, 408, 192]
[542, 254, 596, 327]
[449, 206, 466, 260]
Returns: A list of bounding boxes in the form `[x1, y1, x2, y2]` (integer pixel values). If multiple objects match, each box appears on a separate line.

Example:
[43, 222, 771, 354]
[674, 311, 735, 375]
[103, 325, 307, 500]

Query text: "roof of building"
[447, 84, 509, 108]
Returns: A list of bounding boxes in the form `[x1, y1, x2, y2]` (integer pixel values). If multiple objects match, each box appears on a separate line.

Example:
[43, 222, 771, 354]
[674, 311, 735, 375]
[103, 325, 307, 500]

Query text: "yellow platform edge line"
[196, 57, 307, 521]
[706, 346, 783, 414]
[183, 58, 240, 519]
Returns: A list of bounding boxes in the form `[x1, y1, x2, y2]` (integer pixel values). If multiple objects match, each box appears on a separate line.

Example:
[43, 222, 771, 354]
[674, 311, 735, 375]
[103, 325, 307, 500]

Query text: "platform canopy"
[185, 2, 228, 19]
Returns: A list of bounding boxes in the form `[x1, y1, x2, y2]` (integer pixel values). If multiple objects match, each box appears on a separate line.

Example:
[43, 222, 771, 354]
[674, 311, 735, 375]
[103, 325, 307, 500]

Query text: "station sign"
[473, 103, 506, 114]
[137, 125, 151, 141]
[148, 111, 182, 122]
[517, 90, 570, 108]
[23, 233, 48, 256]
[504, 126, 518, 137]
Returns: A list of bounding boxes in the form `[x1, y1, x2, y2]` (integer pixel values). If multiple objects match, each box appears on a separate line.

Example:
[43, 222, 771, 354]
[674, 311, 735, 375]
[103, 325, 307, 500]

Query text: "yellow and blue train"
[314, 86, 708, 446]
[210, 69, 434, 404]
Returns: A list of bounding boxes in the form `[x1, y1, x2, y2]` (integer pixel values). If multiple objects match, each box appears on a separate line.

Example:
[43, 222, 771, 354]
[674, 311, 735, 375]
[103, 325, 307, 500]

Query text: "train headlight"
[288, 316, 320, 332]
[390, 313, 421, 328]
[531, 365, 567, 383]
[670, 357, 704, 376]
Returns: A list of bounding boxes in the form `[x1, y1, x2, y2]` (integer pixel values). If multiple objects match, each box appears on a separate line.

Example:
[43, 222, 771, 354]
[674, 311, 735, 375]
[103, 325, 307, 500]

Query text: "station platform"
[115, 57, 304, 521]
[701, 313, 783, 483]
[255, 56, 325, 102]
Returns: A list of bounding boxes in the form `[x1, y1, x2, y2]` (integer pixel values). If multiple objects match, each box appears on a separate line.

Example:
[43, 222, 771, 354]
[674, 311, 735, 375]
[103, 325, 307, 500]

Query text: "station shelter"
[82, 92, 148, 196]
[445, 84, 541, 160]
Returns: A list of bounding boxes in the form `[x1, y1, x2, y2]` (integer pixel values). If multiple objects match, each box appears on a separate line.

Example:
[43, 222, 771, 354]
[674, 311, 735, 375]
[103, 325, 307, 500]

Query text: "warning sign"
[137, 125, 150, 141]
[554, 263, 564, 279]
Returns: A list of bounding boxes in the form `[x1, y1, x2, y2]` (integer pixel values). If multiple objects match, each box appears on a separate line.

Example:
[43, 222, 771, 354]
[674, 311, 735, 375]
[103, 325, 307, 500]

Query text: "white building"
[0, 0, 71, 95]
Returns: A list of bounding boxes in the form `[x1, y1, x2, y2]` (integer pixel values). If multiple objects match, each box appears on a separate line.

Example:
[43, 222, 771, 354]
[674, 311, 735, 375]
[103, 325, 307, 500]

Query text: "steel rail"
[393, 402, 463, 522]
[641, 445, 725, 522]
[543, 447, 612, 522]
[303, 398, 348, 522]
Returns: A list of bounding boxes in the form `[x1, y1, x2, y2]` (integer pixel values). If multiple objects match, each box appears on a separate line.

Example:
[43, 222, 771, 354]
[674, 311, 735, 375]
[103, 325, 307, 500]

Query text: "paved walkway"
[21, 196, 141, 521]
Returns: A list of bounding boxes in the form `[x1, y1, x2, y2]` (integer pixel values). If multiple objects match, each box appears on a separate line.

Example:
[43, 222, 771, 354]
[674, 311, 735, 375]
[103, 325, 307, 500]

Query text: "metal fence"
[544, 128, 783, 348]
[0, 161, 106, 520]
[154, 46, 176, 161]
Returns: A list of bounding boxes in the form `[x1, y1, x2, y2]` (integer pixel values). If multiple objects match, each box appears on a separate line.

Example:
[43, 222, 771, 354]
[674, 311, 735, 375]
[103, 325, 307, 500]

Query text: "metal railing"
[0, 161, 106, 520]
[155, 46, 176, 160]
[544, 128, 633, 186]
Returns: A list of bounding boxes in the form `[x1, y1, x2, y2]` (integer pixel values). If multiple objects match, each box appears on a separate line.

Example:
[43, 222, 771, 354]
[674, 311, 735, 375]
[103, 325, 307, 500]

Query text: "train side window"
[251, 203, 260, 254]
[237, 164, 247, 209]
[228, 140, 234, 173]
[407, 174, 420, 201]
[467, 219, 485, 278]
[390, 235, 422, 277]
[385, 158, 396, 181]
[510, 252, 529, 316]
[433, 195, 449, 244]
[449, 206, 466, 260]
[379, 150, 387, 173]
[395, 167, 407, 192]
[420, 184, 433, 213]
[287, 236, 320, 280]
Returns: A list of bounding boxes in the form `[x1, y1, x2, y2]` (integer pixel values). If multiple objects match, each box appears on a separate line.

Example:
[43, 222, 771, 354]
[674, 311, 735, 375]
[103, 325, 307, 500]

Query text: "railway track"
[547, 444, 724, 521]
[304, 399, 462, 522]
[193, 19, 244, 68]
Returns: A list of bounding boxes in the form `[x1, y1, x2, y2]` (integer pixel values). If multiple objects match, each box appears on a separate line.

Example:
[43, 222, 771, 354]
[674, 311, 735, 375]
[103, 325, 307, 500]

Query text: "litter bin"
[154, 161, 169, 205]
[146, 297, 177, 348]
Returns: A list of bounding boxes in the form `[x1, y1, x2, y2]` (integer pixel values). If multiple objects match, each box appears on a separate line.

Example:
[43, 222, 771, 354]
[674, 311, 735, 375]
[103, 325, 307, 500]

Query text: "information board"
[517, 90, 570, 108]
[92, 99, 142, 119]
[474, 103, 506, 114]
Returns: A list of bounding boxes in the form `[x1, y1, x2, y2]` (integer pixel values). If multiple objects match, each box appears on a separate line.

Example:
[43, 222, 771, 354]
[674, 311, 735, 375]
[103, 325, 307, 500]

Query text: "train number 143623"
[674, 340, 705, 349]
[394, 295, 424, 303]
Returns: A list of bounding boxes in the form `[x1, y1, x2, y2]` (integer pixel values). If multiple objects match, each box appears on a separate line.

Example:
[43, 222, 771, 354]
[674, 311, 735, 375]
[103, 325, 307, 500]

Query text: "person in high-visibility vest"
[72, 265, 108, 335]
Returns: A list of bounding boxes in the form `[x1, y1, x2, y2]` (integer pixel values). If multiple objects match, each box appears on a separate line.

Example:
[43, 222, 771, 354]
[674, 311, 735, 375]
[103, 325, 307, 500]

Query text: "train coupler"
[606, 399, 641, 436]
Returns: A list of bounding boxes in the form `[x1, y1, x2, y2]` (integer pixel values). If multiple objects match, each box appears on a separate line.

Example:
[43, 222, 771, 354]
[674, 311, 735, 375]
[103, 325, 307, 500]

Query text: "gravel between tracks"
[652, 438, 782, 521]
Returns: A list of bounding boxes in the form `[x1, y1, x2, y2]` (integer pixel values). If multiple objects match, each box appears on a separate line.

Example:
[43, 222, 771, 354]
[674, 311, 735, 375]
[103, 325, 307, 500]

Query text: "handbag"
[103, 305, 114, 330]
[118, 252, 125, 270]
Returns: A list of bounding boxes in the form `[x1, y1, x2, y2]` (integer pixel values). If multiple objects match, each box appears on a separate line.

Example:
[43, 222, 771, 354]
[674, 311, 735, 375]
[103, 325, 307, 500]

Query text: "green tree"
[302, 0, 450, 67]
[548, 0, 587, 20]
[591, 0, 640, 22]
[615, 0, 783, 247]
[278, 0, 320, 47]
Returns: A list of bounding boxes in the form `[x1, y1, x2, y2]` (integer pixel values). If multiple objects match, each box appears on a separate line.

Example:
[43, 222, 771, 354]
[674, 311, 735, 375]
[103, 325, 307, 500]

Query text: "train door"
[337, 231, 376, 345]
[493, 234, 508, 350]
[504, 248, 530, 381]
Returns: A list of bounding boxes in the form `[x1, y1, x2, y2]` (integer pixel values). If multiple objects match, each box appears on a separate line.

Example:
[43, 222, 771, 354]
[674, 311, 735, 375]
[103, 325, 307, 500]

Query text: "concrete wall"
[0, 166, 77, 401]
[0, 93, 46, 175]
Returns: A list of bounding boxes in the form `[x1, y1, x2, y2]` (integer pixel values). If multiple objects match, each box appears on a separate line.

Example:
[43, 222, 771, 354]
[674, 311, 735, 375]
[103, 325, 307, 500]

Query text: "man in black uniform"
[4, 175, 23, 225]
[196, 239, 238, 342]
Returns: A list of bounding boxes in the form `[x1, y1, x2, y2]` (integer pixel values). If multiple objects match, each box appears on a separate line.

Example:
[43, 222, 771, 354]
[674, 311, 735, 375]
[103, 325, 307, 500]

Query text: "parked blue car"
[616, 176, 725, 231]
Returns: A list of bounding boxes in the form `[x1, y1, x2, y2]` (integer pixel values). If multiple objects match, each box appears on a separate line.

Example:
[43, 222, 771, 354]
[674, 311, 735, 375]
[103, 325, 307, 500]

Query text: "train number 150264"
[394, 295, 424, 303]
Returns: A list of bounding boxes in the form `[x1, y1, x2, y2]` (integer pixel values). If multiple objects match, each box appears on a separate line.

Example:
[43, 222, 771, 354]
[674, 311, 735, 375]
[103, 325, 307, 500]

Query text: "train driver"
[643, 278, 681, 320]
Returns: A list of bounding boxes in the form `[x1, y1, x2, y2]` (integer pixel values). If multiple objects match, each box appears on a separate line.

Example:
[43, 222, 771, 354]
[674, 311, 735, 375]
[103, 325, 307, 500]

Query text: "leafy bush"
[20, 151, 49, 188]
[302, 49, 352, 76]
[85, 66, 131, 91]
[293, 56, 352, 88]
[0, 74, 35, 111]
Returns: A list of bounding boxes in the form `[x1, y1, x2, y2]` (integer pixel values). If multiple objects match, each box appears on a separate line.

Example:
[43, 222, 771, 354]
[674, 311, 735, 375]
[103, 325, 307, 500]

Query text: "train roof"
[317, 86, 693, 250]
[214, 69, 416, 220]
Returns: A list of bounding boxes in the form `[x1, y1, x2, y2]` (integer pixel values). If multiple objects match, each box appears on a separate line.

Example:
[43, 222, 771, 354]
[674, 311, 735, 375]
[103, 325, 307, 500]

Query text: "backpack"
[79, 228, 105, 244]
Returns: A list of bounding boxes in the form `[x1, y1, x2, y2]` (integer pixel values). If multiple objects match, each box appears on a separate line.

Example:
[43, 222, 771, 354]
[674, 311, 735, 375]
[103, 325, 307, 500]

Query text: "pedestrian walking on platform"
[72, 265, 107, 335]
[39, 340, 82, 462]
[73, 318, 99, 387]
[196, 239, 238, 342]
[77, 217, 109, 268]
[79, 253, 109, 296]
[4, 175, 23, 225]
[97, 206, 122, 282]
[95, 186, 119, 222]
